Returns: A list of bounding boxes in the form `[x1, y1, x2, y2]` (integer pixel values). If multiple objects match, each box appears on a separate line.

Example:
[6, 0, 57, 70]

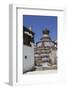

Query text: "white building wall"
[23, 45, 34, 73]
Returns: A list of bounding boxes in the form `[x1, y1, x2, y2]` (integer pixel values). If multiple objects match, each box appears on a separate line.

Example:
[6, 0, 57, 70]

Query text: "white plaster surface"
[23, 45, 34, 72]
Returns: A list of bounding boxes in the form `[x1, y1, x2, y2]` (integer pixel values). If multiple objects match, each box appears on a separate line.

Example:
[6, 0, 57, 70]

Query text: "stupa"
[34, 28, 57, 69]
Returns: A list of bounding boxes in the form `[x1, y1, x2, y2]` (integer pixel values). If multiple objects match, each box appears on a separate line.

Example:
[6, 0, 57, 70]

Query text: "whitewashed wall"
[23, 45, 34, 72]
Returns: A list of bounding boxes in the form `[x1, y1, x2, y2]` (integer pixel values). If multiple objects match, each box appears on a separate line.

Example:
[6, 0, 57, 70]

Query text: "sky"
[23, 15, 57, 43]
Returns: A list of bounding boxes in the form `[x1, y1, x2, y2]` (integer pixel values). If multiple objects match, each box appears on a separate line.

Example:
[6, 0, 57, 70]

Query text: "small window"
[25, 56, 27, 59]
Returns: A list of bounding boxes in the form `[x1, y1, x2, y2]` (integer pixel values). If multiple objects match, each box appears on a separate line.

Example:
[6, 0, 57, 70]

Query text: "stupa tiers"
[34, 28, 57, 69]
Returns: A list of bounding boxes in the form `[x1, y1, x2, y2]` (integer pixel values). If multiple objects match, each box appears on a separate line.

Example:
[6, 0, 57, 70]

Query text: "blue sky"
[23, 15, 57, 43]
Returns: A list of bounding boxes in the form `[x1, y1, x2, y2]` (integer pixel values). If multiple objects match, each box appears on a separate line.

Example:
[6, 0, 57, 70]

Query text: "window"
[25, 56, 27, 59]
